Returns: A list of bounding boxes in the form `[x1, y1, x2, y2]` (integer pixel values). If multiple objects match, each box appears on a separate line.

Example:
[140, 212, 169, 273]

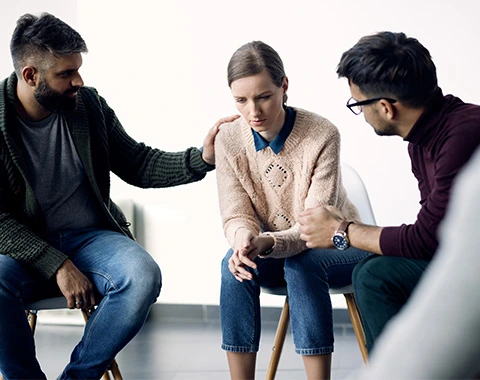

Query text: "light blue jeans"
[220, 248, 370, 355]
[0, 228, 161, 380]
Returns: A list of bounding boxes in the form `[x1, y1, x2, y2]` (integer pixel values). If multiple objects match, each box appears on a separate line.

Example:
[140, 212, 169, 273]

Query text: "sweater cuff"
[261, 232, 284, 258]
[30, 247, 69, 279]
[379, 226, 401, 257]
[188, 147, 215, 174]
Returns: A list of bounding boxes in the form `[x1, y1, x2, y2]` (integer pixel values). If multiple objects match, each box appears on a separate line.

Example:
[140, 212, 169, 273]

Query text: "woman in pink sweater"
[216, 41, 370, 379]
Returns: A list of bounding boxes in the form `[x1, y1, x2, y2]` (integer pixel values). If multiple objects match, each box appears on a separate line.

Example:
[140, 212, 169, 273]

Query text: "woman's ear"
[282, 76, 289, 94]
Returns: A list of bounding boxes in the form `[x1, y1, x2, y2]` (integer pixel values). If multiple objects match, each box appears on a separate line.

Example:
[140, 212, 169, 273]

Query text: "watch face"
[333, 233, 349, 250]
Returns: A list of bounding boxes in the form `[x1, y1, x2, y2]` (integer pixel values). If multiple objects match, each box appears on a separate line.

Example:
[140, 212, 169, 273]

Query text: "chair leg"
[26, 310, 38, 334]
[266, 297, 290, 380]
[344, 293, 368, 363]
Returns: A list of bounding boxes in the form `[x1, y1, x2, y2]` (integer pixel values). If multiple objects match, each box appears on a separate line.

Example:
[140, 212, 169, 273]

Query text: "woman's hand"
[229, 228, 258, 282]
[229, 231, 275, 282]
[202, 115, 240, 165]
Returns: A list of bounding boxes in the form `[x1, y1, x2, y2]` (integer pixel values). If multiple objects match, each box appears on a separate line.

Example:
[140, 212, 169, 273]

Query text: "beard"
[367, 115, 398, 136]
[34, 78, 79, 116]
[373, 123, 397, 136]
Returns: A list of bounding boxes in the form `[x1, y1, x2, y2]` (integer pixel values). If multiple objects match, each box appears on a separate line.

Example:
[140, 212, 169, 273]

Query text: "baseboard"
[149, 303, 352, 326]
[35, 303, 352, 328]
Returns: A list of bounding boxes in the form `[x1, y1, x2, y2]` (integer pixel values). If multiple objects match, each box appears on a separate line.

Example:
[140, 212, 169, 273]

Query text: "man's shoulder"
[442, 95, 480, 126]
[78, 86, 100, 99]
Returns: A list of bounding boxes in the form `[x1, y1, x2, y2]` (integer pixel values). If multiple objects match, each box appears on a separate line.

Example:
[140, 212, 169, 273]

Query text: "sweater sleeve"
[89, 90, 214, 188]
[380, 127, 480, 260]
[0, 213, 68, 279]
[215, 129, 260, 247]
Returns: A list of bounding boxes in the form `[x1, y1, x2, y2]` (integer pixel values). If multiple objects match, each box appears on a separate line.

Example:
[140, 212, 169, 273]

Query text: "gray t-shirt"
[17, 113, 105, 233]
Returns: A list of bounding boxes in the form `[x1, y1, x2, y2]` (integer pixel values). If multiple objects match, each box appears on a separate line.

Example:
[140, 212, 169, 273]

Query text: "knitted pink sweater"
[215, 107, 360, 258]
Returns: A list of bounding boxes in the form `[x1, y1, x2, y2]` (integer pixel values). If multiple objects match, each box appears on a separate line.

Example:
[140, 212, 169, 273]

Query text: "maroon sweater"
[380, 89, 480, 260]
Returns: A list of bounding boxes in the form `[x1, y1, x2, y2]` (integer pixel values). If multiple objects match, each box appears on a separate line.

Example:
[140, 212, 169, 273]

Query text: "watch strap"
[261, 245, 275, 256]
[337, 220, 354, 234]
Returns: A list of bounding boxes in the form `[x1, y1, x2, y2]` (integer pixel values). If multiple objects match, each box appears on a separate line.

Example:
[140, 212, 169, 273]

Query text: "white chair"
[263, 162, 376, 379]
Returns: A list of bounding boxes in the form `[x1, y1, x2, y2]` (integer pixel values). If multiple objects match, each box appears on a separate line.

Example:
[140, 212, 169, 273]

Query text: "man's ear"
[22, 66, 38, 87]
[379, 99, 396, 120]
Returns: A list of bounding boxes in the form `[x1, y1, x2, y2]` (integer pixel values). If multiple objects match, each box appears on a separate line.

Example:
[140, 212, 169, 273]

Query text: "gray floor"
[33, 305, 365, 379]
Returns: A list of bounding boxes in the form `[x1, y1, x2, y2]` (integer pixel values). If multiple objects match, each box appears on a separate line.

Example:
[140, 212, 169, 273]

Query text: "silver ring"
[75, 301, 83, 307]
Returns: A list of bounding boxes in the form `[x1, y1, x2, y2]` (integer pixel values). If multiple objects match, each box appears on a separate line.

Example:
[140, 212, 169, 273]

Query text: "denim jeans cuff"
[295, 346, 334, 355]
[221, 344, 258, 353]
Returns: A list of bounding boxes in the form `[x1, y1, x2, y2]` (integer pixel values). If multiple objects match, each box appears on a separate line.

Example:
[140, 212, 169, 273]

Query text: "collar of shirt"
[252, 106, 296, 154]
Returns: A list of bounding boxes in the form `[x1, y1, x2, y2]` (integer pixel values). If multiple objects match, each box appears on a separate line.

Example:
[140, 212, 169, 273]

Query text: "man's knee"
[353, 255, 377, 288]
[352, 255, 397, 297]
[120, 253, 162, 302]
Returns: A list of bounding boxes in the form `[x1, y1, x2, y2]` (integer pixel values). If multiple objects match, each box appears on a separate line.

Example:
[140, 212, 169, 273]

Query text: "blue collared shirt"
[252, 106, 296, 154]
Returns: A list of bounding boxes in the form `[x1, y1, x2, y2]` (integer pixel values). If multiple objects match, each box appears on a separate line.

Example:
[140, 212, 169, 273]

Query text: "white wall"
[2, 1, 480, 307]
[0, 1, 79, 76]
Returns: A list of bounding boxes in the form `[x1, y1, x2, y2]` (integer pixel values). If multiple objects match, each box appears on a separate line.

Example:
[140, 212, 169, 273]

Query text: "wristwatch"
[332, 220, 354, 250]
[261, 244, 275, 257]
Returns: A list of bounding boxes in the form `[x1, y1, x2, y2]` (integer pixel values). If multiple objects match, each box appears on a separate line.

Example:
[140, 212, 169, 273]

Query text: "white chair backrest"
[341, 162, 376, 226]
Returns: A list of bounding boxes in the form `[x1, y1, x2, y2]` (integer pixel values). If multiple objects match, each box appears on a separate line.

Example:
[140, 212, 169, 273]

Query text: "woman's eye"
[259, 95, 271, 100]
[236, 98, 246, 104]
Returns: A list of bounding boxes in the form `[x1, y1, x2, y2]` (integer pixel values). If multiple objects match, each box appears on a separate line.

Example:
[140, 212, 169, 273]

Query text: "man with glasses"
[298, 31, 480, 353]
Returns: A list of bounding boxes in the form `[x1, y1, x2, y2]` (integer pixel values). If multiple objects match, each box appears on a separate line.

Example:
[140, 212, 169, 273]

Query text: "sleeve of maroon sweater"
[380, 121, 480, 260]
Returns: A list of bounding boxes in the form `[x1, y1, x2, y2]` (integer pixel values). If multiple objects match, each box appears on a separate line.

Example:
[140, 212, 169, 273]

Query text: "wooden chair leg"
[344, 293, 368, 363]
[101, 369, 112, 380]
[26, 310, 38, 334]
[266, 297, 290, 380]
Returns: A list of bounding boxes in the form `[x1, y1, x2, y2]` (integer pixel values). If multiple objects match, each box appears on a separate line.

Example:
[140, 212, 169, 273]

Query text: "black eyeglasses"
[346, 97, 397, 115]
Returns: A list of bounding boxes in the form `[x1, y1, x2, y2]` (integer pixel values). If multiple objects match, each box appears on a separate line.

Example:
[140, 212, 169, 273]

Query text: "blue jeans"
[220, 247, 371, 355]
[0, 228, 161, 380]
[352, 255, 430, 352]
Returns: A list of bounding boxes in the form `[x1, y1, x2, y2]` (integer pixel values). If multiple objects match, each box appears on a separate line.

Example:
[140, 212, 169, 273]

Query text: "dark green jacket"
[0, 72, 214, 279]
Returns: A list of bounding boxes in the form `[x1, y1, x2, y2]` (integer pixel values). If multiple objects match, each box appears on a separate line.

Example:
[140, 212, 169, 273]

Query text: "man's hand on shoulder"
[202, 114, 240, 165]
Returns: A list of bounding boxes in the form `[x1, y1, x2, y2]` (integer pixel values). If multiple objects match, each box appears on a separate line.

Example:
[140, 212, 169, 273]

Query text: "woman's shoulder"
[291, 107, 339, 137]
[216, 117, 249, 152]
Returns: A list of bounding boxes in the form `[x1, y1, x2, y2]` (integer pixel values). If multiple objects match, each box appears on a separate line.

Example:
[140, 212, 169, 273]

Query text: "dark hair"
[227, 41, 285, 88]
[336, 32, 438, 108]
[10, 12, 88, 76]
